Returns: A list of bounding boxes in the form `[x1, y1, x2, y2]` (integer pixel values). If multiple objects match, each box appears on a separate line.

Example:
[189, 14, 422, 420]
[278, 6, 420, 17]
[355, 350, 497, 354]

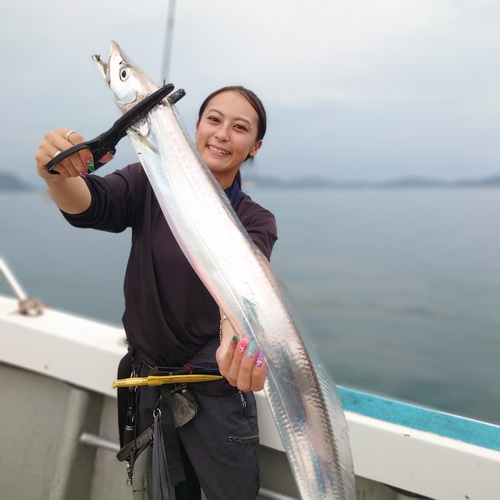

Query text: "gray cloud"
[1, 0, 499, 184]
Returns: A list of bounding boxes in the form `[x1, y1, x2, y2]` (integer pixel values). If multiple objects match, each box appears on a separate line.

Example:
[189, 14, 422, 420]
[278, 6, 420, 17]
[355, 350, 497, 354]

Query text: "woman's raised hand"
[35, 128, 94, 181]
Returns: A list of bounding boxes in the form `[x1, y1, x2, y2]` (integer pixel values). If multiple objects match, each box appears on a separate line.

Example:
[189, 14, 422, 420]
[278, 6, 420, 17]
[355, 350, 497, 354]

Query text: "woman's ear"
[249, 140, 263, 158]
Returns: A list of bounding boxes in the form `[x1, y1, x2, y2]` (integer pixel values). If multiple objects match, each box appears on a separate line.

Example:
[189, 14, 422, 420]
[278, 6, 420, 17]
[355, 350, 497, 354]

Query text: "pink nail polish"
[237, 338, 249, 354]
[255, 351, 265, 368]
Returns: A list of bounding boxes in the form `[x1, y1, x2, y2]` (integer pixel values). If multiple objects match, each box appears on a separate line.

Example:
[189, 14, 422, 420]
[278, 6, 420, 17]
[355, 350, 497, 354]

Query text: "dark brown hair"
[198, 86, 267, 188]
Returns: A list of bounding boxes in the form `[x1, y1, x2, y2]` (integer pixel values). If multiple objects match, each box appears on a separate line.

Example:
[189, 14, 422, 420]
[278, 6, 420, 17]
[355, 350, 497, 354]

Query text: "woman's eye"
[207, 116, 219, 123]
[235, 124, 248, 131]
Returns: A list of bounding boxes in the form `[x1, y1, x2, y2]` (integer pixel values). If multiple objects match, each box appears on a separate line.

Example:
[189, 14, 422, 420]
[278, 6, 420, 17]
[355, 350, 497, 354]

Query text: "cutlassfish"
[93, 41, 356, 500]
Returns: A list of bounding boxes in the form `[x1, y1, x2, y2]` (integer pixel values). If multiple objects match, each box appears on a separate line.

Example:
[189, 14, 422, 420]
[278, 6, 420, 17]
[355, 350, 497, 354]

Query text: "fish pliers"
[46, 84, 186, 174]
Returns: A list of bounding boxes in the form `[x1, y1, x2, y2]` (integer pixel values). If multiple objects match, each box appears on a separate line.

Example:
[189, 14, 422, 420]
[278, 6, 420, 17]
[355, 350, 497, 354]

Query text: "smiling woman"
[196, 86, 267, 189]
[34, 60, 278, 499]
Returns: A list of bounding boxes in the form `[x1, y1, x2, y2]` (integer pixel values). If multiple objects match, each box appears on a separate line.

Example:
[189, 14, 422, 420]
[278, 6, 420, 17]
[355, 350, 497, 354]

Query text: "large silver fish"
[94, 41, 355, 500]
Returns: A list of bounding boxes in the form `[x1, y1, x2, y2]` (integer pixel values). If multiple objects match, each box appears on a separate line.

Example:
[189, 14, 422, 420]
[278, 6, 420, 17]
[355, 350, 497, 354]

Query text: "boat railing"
[0, 257, 43, 316]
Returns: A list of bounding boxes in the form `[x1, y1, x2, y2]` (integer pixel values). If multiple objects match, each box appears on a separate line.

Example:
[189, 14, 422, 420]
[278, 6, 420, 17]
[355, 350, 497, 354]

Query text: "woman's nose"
[215, 126, 229, 141]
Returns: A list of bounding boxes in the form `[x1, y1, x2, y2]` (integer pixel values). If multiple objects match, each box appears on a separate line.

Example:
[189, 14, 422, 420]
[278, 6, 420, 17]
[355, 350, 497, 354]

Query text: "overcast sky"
[1, 0, 499, 184]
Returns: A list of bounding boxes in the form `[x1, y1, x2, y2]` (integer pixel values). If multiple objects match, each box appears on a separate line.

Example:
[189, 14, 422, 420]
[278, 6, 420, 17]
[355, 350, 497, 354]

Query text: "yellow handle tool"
[113, 374, 223, 388]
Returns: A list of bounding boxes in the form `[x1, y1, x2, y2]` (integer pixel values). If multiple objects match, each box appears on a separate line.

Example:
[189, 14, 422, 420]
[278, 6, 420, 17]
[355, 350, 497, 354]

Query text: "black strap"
[153, 412, 176, 499]
[160, 386, 186, 485]
[116, 427, 153, 462]
[117, 350, 134, 448]
[117, 349, 142, 449]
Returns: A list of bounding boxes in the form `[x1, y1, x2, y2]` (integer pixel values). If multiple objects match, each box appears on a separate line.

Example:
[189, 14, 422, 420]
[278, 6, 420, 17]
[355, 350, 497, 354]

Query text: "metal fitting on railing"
[0, 257, 43, 316]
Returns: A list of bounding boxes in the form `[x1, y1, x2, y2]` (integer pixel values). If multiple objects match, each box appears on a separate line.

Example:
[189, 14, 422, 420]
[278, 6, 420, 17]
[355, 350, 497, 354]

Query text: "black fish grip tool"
[46, 84, 185, 174]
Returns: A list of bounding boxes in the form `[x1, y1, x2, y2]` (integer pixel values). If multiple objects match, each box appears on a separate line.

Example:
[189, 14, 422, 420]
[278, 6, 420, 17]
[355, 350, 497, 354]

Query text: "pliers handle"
[46, 84, 186, 174]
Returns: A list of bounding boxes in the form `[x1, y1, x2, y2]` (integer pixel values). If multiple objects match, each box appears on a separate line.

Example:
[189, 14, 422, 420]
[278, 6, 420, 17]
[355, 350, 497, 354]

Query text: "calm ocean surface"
[1, 188, 499, 425]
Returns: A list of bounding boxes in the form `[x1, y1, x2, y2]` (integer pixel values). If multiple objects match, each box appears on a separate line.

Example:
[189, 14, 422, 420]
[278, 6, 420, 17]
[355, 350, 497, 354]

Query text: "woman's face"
[196, 91, 262, 188]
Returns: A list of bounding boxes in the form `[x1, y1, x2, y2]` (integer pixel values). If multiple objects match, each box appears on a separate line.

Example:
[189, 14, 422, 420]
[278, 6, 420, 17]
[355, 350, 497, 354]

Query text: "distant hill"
[454, 174, 500, 187]
[0, 172, 33, 192]
[242, 173, 500, 190]
[2, 169, 500, 192]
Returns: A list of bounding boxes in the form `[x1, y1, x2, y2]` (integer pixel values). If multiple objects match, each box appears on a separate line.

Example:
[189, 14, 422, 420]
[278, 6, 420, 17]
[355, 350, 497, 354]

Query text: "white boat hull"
[1, 294, 499, 500]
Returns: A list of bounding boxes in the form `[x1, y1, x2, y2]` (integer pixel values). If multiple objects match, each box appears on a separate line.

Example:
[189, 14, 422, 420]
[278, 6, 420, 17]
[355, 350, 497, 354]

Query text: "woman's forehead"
[204, 91, 258, 122]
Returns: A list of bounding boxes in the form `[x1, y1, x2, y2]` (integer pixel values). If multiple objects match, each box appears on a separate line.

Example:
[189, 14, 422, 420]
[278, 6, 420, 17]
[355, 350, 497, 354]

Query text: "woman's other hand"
[216, 315, 266, 392]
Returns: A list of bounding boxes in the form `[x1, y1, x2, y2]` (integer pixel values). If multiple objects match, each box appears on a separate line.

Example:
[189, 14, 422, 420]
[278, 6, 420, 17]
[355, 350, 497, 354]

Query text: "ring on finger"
[66, 130, 76, 141]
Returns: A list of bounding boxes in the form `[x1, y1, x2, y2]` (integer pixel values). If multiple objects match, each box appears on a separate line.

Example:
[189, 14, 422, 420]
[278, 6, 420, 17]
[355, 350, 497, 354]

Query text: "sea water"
[1, 187, 499, 425]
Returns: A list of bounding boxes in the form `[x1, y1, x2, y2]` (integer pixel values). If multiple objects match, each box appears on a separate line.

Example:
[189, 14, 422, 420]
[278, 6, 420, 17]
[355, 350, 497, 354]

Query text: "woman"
[35, 86, 277, 500]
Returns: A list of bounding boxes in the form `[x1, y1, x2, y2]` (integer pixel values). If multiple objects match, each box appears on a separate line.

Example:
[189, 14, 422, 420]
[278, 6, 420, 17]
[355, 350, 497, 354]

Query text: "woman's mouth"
[207, 145, 231, 156]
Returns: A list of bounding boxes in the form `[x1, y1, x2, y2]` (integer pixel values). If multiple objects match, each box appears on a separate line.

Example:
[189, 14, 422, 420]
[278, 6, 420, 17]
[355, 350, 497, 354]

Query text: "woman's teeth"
[208, 145, 230, 155]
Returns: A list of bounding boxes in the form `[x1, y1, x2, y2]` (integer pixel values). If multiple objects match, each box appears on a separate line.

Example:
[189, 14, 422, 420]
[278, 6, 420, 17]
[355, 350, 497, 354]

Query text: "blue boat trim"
[338, 386, 500, 452]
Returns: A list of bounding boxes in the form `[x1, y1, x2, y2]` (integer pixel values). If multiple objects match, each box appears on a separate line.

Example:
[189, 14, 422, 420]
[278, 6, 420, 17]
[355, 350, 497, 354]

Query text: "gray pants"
[132, 390, 260, 500]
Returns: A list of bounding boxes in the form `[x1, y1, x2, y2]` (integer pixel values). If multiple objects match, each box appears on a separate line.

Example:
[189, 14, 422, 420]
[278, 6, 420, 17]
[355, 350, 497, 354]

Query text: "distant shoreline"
[242, 174, 500, 190]
[2, 170, 500, 192]
[0, 172, 36, 192]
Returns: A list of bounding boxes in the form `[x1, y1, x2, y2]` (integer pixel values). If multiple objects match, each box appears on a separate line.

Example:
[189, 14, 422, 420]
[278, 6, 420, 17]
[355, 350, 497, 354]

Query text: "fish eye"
[119, 67, 131, 82]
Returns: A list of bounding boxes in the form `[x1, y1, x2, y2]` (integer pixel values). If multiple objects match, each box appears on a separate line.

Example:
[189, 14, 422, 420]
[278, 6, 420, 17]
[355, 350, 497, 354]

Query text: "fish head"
[92, 41, 159, 113]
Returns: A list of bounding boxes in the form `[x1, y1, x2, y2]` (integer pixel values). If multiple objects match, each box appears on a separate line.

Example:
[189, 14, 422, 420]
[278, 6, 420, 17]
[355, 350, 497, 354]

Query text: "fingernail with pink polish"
[237, 338, 249, 354]
[255, 351, 265, 368]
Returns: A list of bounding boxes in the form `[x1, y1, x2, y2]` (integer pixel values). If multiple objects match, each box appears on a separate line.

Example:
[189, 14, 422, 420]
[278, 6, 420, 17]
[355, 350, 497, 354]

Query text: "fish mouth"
[207, 145, 231, 156]
[92, 54, 110, 85]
